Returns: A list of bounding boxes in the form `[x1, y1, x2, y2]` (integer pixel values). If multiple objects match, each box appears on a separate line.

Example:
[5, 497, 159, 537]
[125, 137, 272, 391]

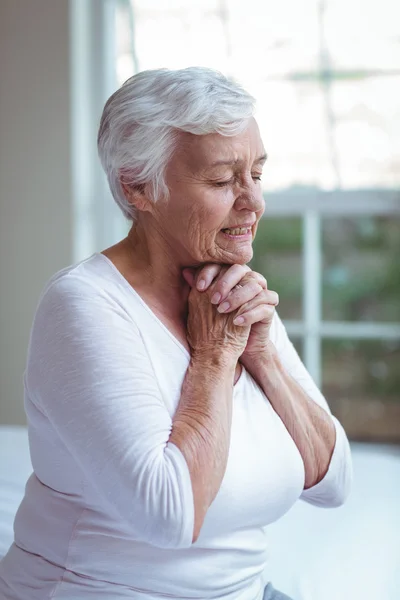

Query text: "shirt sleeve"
[25, 274, 195, 549]
[270, 312, 353, 508]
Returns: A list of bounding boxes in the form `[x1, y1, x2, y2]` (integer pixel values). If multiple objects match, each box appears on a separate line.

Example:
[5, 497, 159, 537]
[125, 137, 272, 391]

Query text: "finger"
[230, 289, 279, 320]
[233, 304, 276, 326]
[253, 272, 268, 289]
[182, 268, 196, 287]
[236, 288, 279, 309]
[195, 264, 223, 291]
[218, 282, 278, 314]
[217, 278, 263, 313]
[210, 264, 251, 304]
[263, 289, 279, 306]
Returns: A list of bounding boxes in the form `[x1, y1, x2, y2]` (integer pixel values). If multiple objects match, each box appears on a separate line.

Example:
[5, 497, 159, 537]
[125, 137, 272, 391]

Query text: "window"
[111, 0, 400, 441]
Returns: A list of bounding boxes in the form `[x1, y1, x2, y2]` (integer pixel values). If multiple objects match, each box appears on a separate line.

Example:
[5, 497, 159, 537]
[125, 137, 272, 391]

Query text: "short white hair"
[97, 67, 255, 221]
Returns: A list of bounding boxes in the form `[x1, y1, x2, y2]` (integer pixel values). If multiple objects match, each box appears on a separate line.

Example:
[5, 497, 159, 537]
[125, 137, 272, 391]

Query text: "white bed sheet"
[0, 426, 32, 557]
[0, 426, 399, 600]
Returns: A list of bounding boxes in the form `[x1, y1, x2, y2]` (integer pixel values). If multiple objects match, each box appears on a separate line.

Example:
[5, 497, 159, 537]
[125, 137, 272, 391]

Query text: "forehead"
[176, 118, 266, 172]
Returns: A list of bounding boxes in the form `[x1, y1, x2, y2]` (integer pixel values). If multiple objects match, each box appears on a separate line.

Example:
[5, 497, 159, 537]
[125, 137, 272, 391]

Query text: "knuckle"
[202, 265, 220, 280]
[251, 270, 267, 285]
[269, 291, 279, 304]
[252, 281, 263, 294]
[219, 279, 230, 289]
[248, 271, 262, 283]
[261, 276, 268, 287]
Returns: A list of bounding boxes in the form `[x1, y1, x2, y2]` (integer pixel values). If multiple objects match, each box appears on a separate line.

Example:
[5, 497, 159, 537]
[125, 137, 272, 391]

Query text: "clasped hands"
[182, 263, 279, 363]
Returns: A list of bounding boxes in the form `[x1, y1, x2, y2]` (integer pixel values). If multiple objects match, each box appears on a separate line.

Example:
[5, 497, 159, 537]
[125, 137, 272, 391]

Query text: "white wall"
[0, 0, 73, 425]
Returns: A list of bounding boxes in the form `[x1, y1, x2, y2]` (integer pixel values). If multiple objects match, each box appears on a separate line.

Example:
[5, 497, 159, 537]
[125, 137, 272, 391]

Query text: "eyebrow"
[208, 153, 268, 168]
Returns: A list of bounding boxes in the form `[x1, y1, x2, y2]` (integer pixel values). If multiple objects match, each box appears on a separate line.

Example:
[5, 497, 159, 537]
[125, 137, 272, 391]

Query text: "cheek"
[202, 190, 235, 226]
[195, 199, 230, 232]
[169, 188, 234, 247]
[219, 189, 236, 208]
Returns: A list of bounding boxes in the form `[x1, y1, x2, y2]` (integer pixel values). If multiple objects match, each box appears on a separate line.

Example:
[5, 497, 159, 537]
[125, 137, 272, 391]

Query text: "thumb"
[182, 268, 196, 287]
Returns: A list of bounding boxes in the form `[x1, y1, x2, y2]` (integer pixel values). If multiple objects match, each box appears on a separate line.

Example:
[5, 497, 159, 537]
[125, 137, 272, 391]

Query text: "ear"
[182, 268, 196, 288]
[120, 176, 153, 213]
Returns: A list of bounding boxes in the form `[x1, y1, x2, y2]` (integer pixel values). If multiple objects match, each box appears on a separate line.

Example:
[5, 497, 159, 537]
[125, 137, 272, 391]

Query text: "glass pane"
[115, 1, 327, 192]
[330, 76, 400, 189]
[325, 0, 400, 70]
[323, 339, 400, 442]
[252, 80, 338, 192]
[289, 336, 304, 361]
[115, 1, 400, 193]
[115, 1, 136, 85]
[118, 0, 320, 82]
[251, 217, 303, 320]
[322, 216, 400, 322]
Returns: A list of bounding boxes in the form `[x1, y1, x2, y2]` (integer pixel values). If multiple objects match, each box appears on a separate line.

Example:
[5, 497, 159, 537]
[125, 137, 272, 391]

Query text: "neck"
[124, 217, 191, 320]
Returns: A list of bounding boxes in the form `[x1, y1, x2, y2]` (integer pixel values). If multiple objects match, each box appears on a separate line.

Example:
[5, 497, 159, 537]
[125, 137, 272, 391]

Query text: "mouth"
[221, 224, 254, 239]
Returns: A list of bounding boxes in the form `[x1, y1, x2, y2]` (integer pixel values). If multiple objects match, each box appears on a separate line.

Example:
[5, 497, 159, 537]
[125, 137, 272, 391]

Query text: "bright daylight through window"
[113, 0, 400, 442]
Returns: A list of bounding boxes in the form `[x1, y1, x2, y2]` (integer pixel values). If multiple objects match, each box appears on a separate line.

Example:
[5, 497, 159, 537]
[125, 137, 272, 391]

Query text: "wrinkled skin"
[106, 117, 277, 361]
[158, 118, 265, 266]
[183, 264, 279, 362]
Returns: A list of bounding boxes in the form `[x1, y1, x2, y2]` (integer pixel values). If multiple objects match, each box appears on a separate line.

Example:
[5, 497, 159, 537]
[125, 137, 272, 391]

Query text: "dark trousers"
[263, 583, 294, 600]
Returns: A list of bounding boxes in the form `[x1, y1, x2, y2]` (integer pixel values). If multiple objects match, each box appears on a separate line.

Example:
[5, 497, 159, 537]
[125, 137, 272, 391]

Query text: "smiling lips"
[221, 224, 254, 236]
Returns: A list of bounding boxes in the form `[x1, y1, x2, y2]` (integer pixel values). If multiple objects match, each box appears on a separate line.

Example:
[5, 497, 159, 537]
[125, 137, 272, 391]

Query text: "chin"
[240, 244, 254, 261]
[239, 253, 253, 265]
[227, 248, 253, 265]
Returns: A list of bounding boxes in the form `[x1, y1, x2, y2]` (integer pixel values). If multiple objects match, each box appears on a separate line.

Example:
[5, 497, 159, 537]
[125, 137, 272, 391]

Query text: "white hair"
[97, 66, 256, 221]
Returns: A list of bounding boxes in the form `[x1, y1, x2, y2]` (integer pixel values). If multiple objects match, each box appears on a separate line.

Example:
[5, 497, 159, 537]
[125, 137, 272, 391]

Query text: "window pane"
[120, 0, 320, 80]
[330, 76, 400, 189]
[322, 216, 400, 322]
[323, 339, 400, 442]
[290, 336, 304, 361]
[115, 1, 136, 85]
[325, 0, 400, 70]
[251, 217, 303, 320]
[252, 81, 338, 192]
[115, 1, 400, 192]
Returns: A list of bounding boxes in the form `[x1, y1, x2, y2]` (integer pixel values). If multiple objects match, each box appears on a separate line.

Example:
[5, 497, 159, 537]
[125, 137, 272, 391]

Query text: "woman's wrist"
[191, 348, 238, 375]
[240, 341, 278, 372]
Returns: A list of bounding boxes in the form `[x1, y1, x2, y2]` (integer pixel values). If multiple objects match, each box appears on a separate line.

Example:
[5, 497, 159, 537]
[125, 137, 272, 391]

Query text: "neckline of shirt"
[93, 252, 245, 390]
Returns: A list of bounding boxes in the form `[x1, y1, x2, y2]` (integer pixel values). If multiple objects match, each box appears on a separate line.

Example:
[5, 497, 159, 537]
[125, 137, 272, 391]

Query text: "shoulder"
[27, 257, 141, 364]
[25, 259, 145, 394]
[34, 272, 110, 332]
[34, 253, 134, 324]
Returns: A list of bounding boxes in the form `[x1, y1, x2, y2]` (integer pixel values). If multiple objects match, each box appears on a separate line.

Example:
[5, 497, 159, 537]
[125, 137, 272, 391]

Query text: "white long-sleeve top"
[0, 253, 352, 600]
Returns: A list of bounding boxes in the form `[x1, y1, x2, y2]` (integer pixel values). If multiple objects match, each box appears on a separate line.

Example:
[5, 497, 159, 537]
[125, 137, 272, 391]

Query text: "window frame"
[265, 190, 400, 384]
[70, 0, 128, 262]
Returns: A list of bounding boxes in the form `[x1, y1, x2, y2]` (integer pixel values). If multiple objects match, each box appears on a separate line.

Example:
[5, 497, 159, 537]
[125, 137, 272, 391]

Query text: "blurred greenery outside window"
[110, 0, 400, 442]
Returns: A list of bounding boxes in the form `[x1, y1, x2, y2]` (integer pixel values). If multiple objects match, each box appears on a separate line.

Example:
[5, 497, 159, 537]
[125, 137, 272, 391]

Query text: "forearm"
[170, 352, 236, 542]
[241, 344, 336, 489]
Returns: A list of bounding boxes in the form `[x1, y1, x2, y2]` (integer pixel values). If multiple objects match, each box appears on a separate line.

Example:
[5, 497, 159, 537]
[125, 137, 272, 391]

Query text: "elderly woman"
[0, 67, 352, 600]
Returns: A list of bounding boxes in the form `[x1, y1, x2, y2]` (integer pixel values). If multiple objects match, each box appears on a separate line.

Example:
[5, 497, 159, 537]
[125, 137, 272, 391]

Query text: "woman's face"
[152, 117, 266, 266]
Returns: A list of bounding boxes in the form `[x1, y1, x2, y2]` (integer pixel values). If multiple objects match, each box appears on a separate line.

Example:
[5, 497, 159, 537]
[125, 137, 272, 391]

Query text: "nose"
[234, 181, 265, 213]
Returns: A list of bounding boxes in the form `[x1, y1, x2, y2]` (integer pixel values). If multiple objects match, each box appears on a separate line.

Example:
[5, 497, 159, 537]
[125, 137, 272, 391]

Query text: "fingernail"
[218, 301, 230, 313]
[211, 292, 221, 304]
[197, 279, 206, 290]
[233, 316, 245, 325]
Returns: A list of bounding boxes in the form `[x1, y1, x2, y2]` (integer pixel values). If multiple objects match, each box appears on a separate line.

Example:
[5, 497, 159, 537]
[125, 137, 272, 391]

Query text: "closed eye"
[213, 179, 234, 187]
[213, 175, 262, 186]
